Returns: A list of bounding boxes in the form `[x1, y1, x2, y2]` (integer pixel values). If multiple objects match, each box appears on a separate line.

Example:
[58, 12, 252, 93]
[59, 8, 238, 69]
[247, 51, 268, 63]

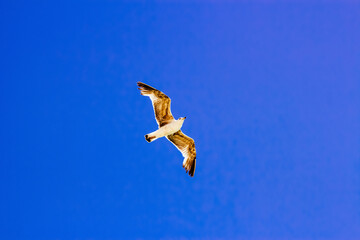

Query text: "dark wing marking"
[166, 130, 196, 177]
[137, 82, 174, 127]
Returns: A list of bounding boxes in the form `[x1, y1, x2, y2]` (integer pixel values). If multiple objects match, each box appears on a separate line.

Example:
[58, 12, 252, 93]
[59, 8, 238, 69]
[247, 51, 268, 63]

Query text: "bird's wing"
[137, 82, 174, 127]
[166, 130, 196, 177]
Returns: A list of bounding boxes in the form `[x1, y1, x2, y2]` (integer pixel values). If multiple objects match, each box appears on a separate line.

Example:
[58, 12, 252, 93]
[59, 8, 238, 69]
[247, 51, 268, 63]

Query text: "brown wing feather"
[166, 130, 196, 177]
[137, 82, 174, 127]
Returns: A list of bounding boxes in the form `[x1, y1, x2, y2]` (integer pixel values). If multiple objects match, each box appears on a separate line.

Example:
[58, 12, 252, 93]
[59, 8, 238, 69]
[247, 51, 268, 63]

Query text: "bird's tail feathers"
[145, 134, 157, 143]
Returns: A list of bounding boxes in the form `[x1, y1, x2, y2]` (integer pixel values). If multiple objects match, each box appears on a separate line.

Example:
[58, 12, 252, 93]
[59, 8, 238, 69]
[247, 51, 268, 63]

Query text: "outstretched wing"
[137, 82, 174, 127]
[166, 130, 196, 177]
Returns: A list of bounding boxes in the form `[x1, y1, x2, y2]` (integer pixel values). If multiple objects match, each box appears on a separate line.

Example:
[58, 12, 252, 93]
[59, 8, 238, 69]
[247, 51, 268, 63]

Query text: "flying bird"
[137, 82, 196, 177]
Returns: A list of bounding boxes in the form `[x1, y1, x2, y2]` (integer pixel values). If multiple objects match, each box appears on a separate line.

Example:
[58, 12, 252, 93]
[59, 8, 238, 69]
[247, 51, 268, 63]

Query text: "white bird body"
[146, 119, 185, 141]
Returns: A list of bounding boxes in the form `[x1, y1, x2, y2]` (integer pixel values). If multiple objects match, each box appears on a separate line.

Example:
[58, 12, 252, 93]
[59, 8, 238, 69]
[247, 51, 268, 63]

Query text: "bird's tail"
[137, 82, 156, 96]
[145, 134, 157, 143]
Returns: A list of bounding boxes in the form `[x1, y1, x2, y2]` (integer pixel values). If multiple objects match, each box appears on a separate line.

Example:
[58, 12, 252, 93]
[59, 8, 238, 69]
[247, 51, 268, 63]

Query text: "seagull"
[137, 82, 197, 177]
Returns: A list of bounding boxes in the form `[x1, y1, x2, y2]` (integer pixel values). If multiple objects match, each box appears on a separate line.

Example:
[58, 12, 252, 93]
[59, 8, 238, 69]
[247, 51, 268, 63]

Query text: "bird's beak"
[184, 117, 187, 119]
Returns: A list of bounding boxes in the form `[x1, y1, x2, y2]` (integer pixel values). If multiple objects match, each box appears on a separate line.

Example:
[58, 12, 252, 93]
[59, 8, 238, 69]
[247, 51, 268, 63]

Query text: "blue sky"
[1, 1, 359, 240]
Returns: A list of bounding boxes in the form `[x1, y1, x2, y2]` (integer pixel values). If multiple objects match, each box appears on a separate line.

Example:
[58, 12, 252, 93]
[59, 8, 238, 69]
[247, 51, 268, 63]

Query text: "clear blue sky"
[1, 1, 359, 240]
